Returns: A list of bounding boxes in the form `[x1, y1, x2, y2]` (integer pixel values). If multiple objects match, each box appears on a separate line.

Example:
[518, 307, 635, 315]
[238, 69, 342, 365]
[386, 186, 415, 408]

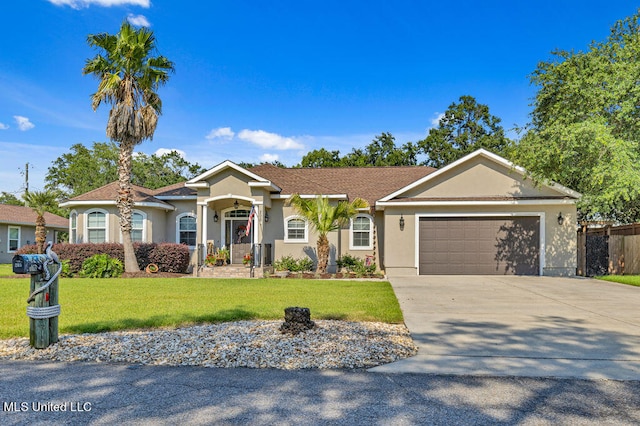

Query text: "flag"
[246, 206, 256, 236]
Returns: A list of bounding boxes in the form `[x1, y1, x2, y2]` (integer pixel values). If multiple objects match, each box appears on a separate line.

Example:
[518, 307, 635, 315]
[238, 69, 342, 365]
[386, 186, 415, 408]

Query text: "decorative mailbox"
[13, 243, 62, 349]
[12, 254, 48, 275]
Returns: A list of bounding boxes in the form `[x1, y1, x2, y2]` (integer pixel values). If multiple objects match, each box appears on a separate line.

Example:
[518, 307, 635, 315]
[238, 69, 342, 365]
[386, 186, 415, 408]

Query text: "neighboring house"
[0, 204, 68, 263]
[59, 149, 581, 277]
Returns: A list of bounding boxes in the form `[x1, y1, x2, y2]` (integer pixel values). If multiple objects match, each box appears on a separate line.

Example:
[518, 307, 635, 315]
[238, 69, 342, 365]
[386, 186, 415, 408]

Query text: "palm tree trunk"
[35, 215, 46, 254]
[117, 141, 140, 273]
[317, 234, 330, 274]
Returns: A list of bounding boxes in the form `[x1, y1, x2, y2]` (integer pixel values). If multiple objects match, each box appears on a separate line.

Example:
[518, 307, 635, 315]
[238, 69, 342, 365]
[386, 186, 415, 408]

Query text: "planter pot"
[275, 271, 289, 278]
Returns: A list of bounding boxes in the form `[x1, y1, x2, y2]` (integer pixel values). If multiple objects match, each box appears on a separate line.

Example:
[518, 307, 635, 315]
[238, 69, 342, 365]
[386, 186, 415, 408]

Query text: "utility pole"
[25, 162, 29, 194]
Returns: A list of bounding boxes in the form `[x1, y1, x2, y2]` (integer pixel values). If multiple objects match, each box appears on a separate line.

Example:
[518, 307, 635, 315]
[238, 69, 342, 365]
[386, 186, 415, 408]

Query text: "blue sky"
[0, 1, 638, 195]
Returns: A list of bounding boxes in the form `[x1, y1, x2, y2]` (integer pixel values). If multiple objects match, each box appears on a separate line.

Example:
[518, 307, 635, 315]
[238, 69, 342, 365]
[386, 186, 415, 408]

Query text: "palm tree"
[286, 194, 369, 274]
[83, 21, 174, 272]
[23, 190, 59, 254]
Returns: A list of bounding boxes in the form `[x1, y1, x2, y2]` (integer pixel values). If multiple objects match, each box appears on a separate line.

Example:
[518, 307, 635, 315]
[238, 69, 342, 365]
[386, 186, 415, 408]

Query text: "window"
[131, 212, 144, 243]
[70, 211, 77, 243]
[285, 216, 307, 243]
[8, 226, 20, 252]
[87, 210, 107, 243]
[350, 215, 373, 250]
[178, 214, 196, 246]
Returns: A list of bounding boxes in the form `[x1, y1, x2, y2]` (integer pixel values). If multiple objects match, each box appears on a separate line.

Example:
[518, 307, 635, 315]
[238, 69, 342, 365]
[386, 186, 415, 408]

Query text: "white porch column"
[253, 204, 261, 266]
[201, 204, 208, 246]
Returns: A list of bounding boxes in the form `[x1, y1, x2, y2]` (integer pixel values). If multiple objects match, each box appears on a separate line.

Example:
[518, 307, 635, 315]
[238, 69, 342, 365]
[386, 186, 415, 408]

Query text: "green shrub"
[337, 254, 360, 271]
[80, 254, 123, 278]
[337, 254, 377, 276]
[273, 255, 314, 272]
[60, 259, 73, 278]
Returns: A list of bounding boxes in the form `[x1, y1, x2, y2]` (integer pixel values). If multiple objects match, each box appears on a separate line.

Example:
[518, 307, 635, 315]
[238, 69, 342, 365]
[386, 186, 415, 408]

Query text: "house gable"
[186, 160, 280, 192]
[379, 149, 580, 204]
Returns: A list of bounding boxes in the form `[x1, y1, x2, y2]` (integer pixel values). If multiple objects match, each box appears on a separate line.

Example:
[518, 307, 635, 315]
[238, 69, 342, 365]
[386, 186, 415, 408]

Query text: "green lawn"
[0, 263, 14, 276]
[0, 277, 404, 339]
[596, 275, 640, 287]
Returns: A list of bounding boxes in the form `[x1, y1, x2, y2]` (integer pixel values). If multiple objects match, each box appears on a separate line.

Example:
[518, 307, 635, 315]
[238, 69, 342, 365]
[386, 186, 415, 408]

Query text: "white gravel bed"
[0, 320, 417, 369]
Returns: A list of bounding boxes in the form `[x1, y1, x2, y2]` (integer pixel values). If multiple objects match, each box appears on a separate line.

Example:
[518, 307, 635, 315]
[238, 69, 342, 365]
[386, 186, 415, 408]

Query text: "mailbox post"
[12, 242, 61, 349]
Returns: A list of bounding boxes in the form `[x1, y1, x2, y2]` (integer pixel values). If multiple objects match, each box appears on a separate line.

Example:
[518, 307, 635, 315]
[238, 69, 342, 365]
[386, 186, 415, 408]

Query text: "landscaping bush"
[273, 255, 314, 272]
[133, 243, 157, 270]
[60, 259, 73, 278]
[337, 254, 377, 276]
[80, 254, 124, 278]
[148, 243, 190, 273]
[17, 242, 191, 274]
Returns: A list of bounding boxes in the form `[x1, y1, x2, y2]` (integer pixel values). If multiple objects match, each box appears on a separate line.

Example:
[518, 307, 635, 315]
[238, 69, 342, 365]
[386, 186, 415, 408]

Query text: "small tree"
[23, 190, 59, 254]
[286, 194, 368, 274]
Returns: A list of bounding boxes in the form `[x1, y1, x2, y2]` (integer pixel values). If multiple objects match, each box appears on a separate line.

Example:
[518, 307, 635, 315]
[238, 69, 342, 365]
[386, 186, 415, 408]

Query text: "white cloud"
[206, 127, 235, 140]
[154, 148, 187, 158]
[47, 0, 150, 8]
[14, 116, 34, 131]
[259, 153, 279, 163]
[0, 123, 8, 130]
[430, 112, 445, 128]
[127, 13, 151, 27]
[237, 129, 304, 150]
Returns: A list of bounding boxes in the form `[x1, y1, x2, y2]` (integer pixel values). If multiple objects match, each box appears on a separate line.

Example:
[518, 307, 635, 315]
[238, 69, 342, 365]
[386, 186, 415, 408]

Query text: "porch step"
[197, 265, 253, 278]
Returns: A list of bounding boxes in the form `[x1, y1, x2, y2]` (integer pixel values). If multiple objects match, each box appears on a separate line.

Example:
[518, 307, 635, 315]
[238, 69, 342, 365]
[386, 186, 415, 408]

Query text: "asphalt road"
[1, 361, 639, 425]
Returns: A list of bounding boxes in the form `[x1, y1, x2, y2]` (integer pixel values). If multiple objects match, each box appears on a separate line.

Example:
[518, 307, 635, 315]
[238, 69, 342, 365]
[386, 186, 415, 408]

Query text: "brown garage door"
[419, 216, 540, 275]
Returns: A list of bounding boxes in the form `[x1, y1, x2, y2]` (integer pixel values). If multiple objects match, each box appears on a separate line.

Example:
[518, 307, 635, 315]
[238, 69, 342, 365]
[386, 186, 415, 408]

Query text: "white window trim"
[120, 210, 147, 243]
[176, 212, 197, 248]
[84, 208, 109, 243]
[69, 210, 78, 244]
[350, 214, 374, 250]
[284, 215, 308, 243]
[8, 225, 20, 253]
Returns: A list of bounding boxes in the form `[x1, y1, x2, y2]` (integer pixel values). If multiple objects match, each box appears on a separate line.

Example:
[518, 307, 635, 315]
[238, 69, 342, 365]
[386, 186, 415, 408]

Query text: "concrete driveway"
[370, 276, 640, 380]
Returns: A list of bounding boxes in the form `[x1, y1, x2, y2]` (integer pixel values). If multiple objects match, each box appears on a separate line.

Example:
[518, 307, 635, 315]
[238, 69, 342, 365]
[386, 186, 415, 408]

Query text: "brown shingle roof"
[0, 204, 67, 228]
[248, 164, 437, 205]
[66, 182, 174, 208]
[63, 165, 437, 208]
[153, 181, 196, 197]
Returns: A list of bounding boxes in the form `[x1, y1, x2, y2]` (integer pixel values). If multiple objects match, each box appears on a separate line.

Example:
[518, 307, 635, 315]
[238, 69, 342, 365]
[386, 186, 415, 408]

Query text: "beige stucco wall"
[405, 157, 561, 199]
[383, 203, 577, 277]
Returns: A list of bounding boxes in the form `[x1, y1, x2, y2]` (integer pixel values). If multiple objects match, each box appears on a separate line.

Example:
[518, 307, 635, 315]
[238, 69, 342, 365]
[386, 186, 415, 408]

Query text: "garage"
[418, 216, 540, 275]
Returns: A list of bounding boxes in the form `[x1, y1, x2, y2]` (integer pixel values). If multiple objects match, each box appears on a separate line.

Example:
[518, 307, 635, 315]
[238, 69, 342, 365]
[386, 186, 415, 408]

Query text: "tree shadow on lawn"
[63, 309, 258, 334]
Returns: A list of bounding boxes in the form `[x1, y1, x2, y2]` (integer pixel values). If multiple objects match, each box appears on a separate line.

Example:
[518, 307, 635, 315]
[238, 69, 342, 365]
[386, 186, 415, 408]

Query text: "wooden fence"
[577, 223, 640, 275]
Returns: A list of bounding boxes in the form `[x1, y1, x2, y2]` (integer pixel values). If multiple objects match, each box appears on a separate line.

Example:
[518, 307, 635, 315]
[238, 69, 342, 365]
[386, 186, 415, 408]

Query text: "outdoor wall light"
[265, 211, 269, 223]
[234, 200, 239, 209]
[399, 214, 405, 231]
[213, 211, 219, 222]
[557, 212, 564, 225]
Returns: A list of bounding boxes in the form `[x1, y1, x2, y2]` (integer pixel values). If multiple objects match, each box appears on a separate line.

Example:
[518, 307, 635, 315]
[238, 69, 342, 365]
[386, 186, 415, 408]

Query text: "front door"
[223, 209, 253, 264]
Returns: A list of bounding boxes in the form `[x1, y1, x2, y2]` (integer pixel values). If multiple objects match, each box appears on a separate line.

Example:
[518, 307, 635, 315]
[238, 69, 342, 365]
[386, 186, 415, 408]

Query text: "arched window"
[284, 216, 308, 243]
[86, 209, 108, 243]
[350, 214, 373, 250]
[177, 213, 197, 246]
[131, 211, 145, 243]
